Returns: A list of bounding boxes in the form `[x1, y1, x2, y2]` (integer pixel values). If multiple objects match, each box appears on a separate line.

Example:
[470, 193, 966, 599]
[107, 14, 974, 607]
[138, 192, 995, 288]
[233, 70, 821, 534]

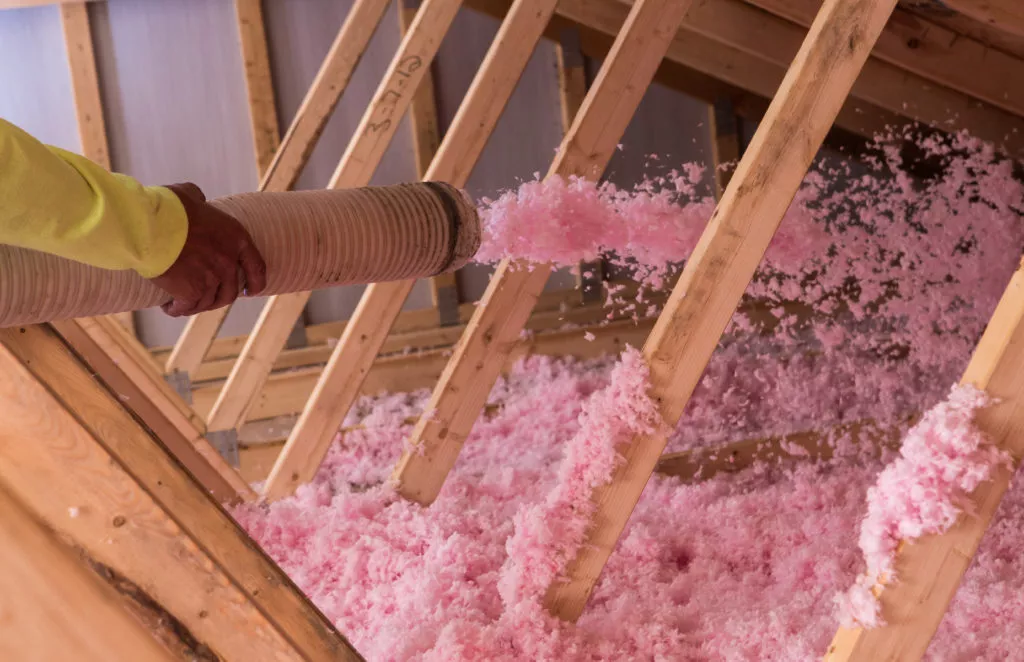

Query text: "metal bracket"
[206, 429, 240, 467]
[163, 370, 193, 405]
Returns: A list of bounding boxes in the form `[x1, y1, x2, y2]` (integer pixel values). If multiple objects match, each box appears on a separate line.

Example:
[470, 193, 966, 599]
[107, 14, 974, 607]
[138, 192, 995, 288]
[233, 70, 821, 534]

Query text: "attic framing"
[2, 0, 1024, 659]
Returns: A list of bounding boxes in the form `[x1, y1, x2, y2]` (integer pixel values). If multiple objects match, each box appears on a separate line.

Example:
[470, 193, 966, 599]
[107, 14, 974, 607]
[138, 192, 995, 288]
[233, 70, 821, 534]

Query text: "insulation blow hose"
[0, 181, 480, 327]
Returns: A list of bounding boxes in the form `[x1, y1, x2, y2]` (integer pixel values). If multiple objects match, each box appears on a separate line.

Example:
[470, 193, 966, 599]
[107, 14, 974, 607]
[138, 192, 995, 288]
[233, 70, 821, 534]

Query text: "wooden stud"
[398, 0, 462, 327]
[391, 0, 698, 507]
[0, 478, 179, 662]
[825, 259, 1024, 661]
[59, 1, 137, 337]
[166, 0, 394, 377]
[205, 0, 467, 434]
[540, 0, 899, 622]
[260, 0, 567, 500]
[708, 96, 740, 199]
[235, 0, 281, 174]
[0, 325, 363, 661]
[59, 2, 109, 170]
[556, 25, 605, 305]
[53, 317, 257, 503]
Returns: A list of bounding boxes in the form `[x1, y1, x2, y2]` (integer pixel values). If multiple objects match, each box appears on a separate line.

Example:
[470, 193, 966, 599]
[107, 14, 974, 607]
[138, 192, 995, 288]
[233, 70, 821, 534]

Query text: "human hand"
[149, 182, 267, 317]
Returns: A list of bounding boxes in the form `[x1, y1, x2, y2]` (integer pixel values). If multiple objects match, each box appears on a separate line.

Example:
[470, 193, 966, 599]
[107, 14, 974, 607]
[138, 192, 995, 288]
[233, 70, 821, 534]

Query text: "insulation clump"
[498, 346, 665, 610]
[836, 383, 1011, 628]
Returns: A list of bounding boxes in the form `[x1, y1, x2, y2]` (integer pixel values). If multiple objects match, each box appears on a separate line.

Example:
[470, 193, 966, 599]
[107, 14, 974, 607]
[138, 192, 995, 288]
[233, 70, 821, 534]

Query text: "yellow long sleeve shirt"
[0, 118, 188, 278]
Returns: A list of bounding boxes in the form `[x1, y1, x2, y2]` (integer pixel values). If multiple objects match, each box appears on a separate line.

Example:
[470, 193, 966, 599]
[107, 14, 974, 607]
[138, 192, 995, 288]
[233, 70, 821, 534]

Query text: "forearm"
[0, 118, 188, 278]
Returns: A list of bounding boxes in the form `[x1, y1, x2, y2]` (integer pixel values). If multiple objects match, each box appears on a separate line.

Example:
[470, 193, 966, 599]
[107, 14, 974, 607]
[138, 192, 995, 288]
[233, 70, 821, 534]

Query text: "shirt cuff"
[135, 185, 189, 278]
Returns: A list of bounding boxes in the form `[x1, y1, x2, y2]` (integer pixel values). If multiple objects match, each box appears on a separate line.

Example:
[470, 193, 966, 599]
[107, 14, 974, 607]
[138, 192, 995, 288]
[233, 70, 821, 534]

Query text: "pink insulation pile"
[837, 384, 1011, 628]
[232, 129, 1024, 660]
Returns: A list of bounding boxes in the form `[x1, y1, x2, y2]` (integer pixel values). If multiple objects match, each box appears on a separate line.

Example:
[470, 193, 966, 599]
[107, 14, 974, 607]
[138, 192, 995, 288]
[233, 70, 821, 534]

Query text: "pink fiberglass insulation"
[837, 384, 1011, 628]
[475, 130, 1024, 451]
[232, 354, 1024, 661]
[231, 129, 1024, 660]
[497, 346, 665, 611]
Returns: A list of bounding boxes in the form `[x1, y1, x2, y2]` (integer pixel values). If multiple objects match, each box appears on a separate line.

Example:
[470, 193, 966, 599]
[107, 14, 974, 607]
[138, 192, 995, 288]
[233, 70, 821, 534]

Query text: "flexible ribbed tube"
[0, 181, 480, 327]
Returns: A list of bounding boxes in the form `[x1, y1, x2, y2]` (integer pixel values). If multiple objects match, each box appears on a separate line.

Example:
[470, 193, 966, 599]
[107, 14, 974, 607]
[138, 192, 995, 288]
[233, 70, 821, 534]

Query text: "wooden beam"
[235, 0, 281, 174]
[259, 0, 564, 500]
[517, 0, 1024, 155]
[0, 325, 363, 661]
[399, 0, 461, 327]
[531, 0, 904, 141]
[655, 417, 907, 483]
[391, 0, 698, 507]
[666, 0, 1024, 155]
[541, 0, 899, 622]
[53, 317, 257, 503]
[59, 2, 109, 171]
[940, 0, 1024, 40]
[556, 26, 605, 305]
[152, 283, 620, 368]
[192, 317, 655, 422]
[745, 0, 1024, 119]
[59, 1, 136, 337]
[206, 0, 467, 435]
[826, 259, 1024, 660]
[166, 0, 393, 378]
[897, 2, 1024, 61]
[0, 479, 178, 662]
[189, 289, 646, 382]
[708, 96, 741, 198]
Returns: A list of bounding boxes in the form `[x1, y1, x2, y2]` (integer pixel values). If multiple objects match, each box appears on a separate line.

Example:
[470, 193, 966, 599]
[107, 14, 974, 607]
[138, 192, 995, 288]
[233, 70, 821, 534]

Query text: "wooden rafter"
[467, 0, 1024, 155]
[203, 0, 466, 435]
[541, 0, 900, 622]
[940, 0, 1024, 39]
[0, 325, 363, 660]
[260, 0, 566, 500]
[391, 0, 699, 507]
[234, 0, 281, 174]
[58, 1, 137, 337]
[744, 0, 1024, 119]
[651, 0, 1024, 155]
[0, 478, 178, 662]
[165, 0, 393, 378]
[398, 0, 461, 327]
[52, 317, 256, 503]
[708, 96, 741, 199]
[827, 259, 1024, 660]
[556, 26, 605, 305]
[192, 317, 653, 424]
